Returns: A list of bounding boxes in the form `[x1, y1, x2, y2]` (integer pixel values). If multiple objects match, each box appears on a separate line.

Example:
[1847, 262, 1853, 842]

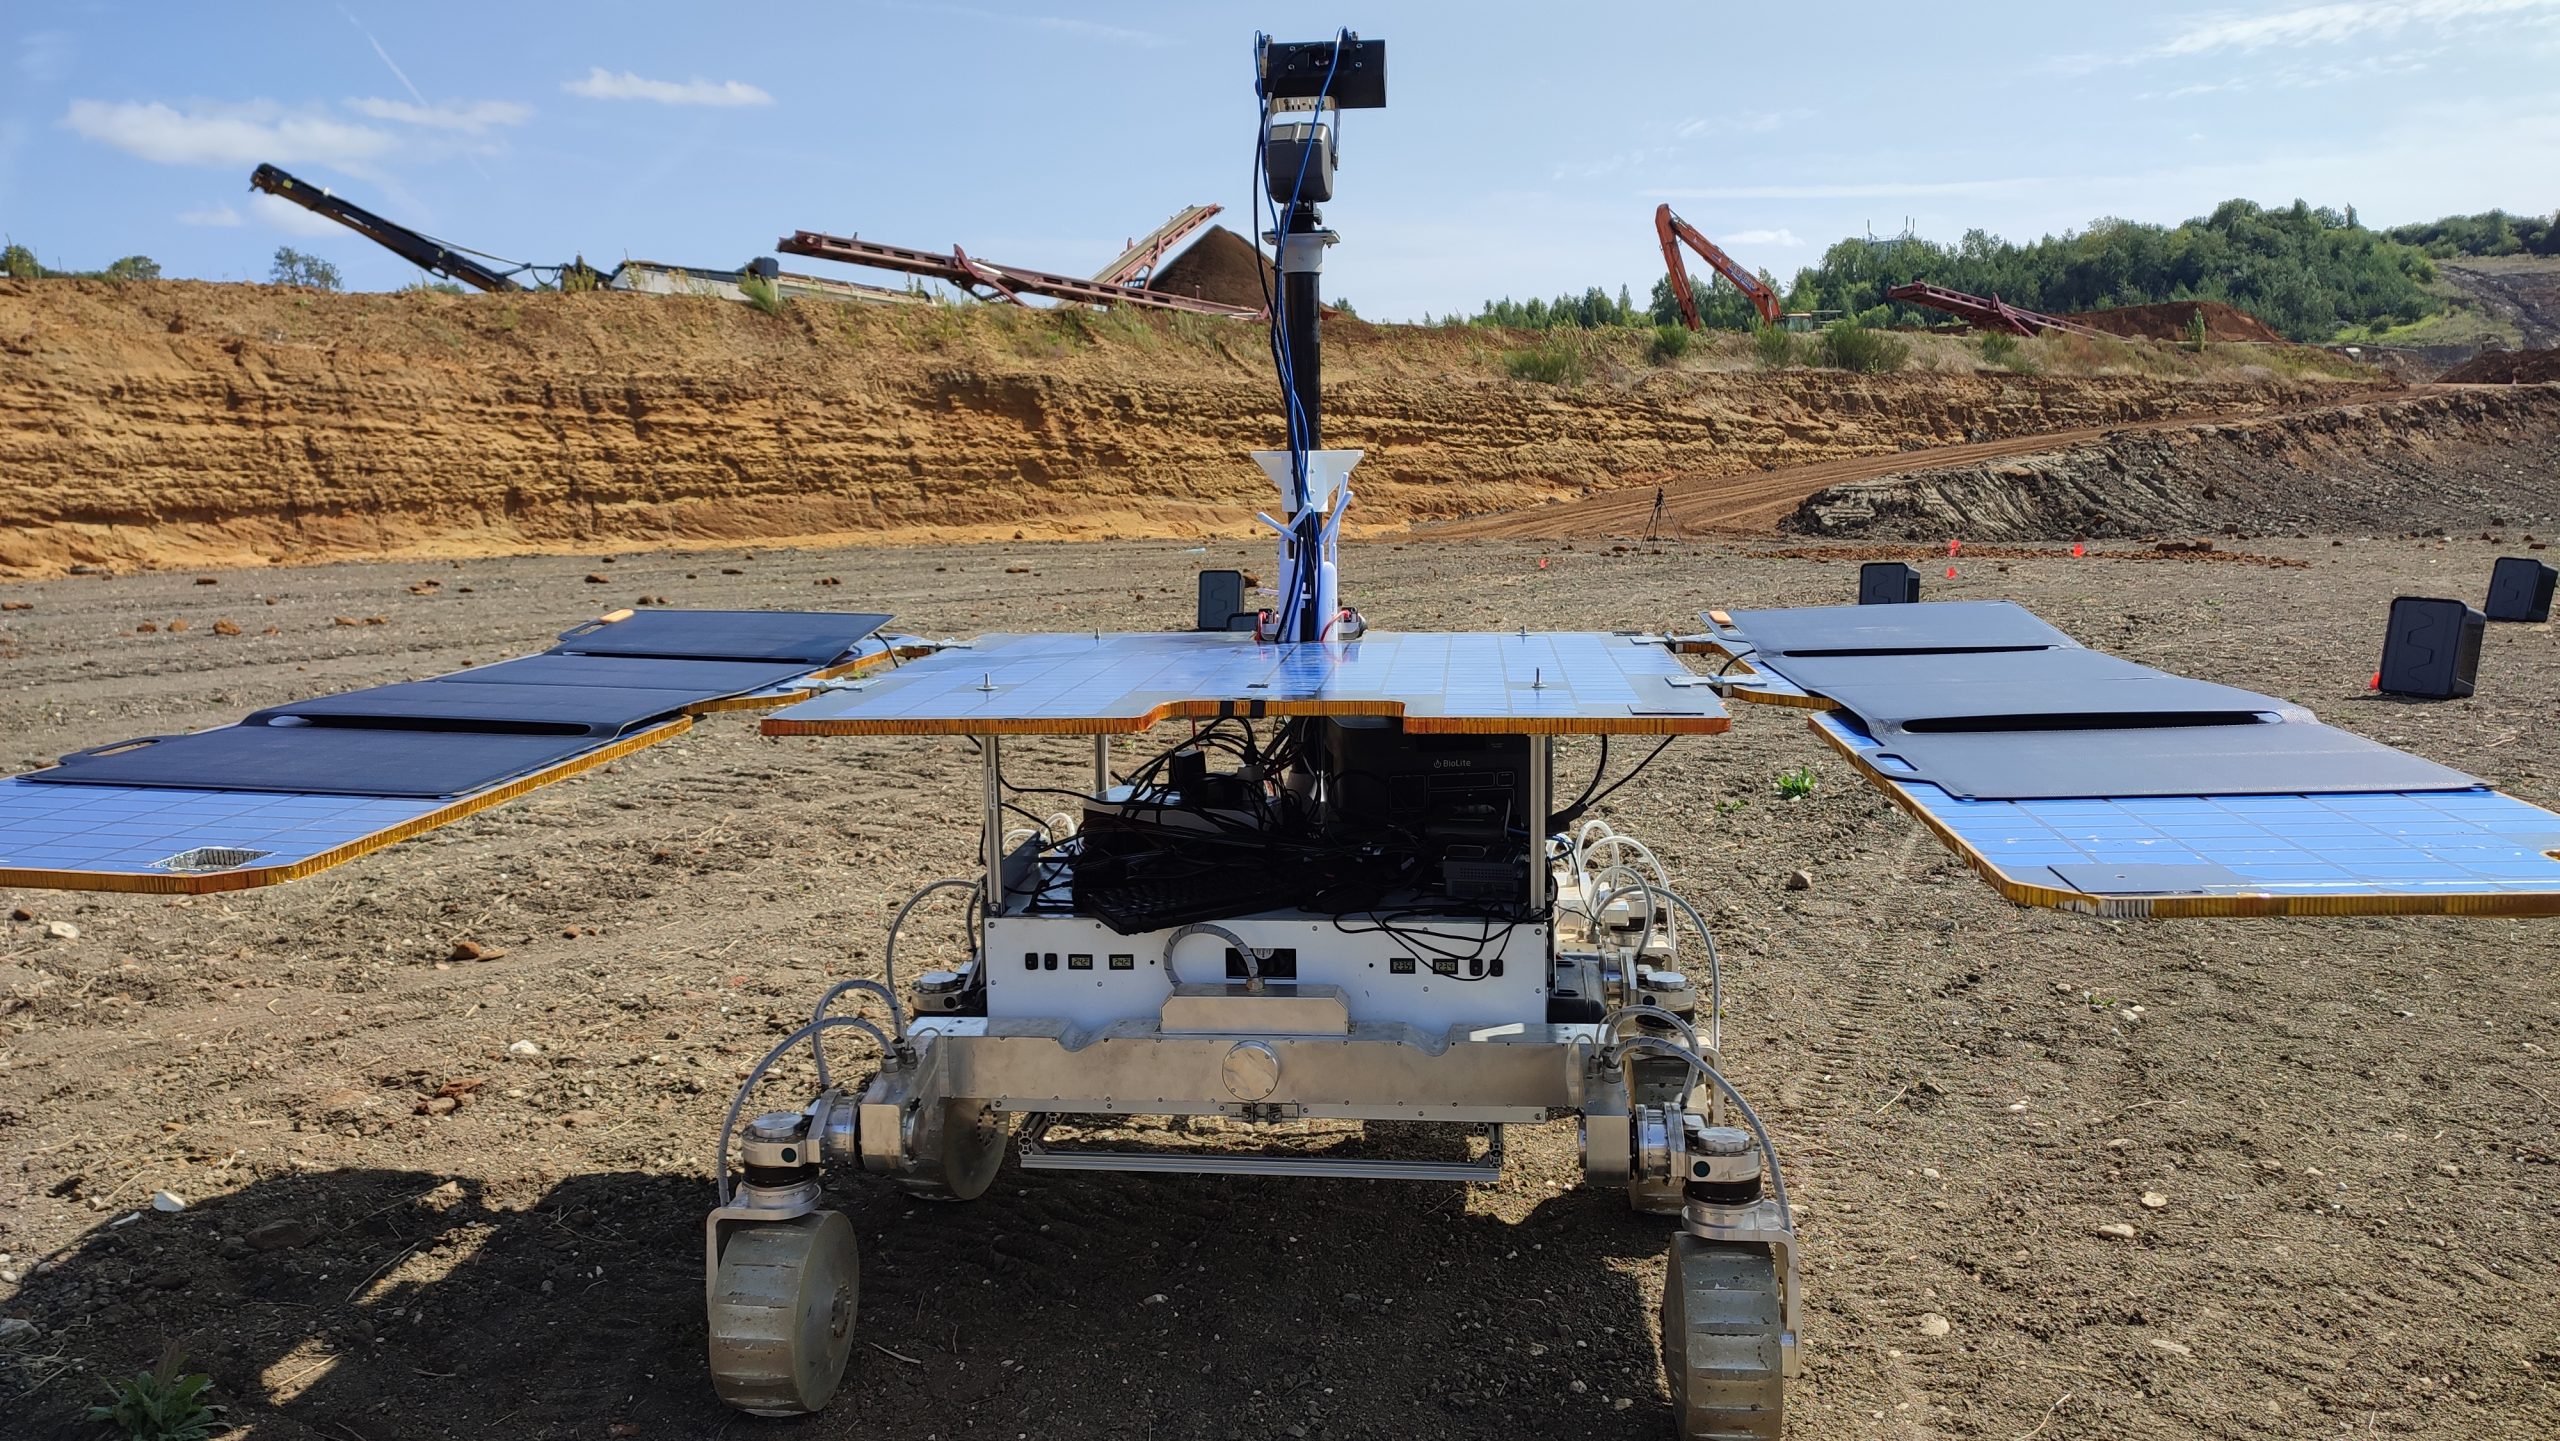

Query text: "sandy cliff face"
[0, 280, 2367, 574]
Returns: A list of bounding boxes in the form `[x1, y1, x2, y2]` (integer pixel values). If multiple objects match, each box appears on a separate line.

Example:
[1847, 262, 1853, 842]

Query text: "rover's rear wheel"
[708, 1210, 860, 1416]
[895, 1098, 1008, 1202]
[1662, 1234, 1786, 1441]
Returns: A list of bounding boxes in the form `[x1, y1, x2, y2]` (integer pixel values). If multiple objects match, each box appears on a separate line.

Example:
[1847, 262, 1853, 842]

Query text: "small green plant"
[1775, 765, 1818, 800]
[558, 261, 605, 294]
[737, 271, 785, 317]
[2187, 308, 2209, 353]
[1647, 324, 1692, 364]
[1977, 331, 2035, 373]
[1751, 323, 1797, 370]
[87, 1345, 222, 1441]
[1814, 320, 1909, 374]
[1502, 343, 1584, 385]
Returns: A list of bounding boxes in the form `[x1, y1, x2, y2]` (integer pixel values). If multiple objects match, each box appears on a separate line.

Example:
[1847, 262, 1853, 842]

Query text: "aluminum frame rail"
[778, 230, 1261, 317]
[1885, 281, 2108, 339]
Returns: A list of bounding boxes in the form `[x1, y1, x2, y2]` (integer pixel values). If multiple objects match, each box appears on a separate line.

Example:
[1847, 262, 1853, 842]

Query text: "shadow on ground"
[5, 1150, 1684, 1440]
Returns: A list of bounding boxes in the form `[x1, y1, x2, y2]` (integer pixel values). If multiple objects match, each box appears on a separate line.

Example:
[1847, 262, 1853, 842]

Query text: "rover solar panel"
[764, 629, 1727, 736]
[1700, 600, 2560, 914]
[0, 609, 891, 891]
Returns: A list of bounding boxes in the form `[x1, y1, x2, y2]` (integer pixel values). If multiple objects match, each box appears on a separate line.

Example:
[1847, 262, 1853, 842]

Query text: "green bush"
[269, 246, 340, 291]
[1751, 324, 1798, 370]
[737, 271, 785, 317]
[1815, 320, 1909, 374]
[1647, 324, 1692, 364]
[1503, 344, 1584, 385]
[1977, 331, 2034, 373]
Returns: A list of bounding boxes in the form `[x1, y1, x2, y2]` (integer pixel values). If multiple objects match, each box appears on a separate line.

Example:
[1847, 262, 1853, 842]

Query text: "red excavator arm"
[1655, 203, 1781, 330]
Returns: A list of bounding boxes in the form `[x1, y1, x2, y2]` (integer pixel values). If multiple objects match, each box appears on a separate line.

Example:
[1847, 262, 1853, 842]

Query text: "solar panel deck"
[762, 631, 1730, 737]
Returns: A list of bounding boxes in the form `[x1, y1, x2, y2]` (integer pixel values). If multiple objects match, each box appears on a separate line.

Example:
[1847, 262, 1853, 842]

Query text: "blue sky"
[5, 1, 2556, 320]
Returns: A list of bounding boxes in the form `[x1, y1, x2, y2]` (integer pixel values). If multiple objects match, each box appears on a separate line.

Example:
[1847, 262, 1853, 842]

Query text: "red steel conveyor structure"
[778, 229, 1261, 317]
[1884, 282, 2108, 338]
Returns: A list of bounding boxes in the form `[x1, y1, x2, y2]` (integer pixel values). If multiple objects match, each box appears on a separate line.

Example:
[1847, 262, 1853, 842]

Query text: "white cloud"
[344, 96, 533, 132]
[1722, 228, 1806, 247]
[2157, 0, 2556, 55]
[1673, 109, 1803, 140]
[179, 203, 243, 227]
[62, 99, 397, 168]
[19, 29, 74, 83]
[249, 191, 351, 238]
[561, 68, 772, 107]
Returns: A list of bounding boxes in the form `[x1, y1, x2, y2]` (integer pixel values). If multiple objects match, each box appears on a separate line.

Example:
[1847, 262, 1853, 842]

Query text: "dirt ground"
[2, 536, 2557, 1441]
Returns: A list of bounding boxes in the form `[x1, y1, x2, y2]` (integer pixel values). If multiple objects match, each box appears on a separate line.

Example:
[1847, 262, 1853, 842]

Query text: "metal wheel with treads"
[1663, 1234, 1786, 1440]
[707, 1210, 861, 1415]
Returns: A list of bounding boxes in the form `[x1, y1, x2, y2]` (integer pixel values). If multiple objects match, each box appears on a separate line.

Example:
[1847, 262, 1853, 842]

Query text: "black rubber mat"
[451, 653, 815, 695]
[1792, 649, 2286, 729]
[31, 724, 669, 799]
[553, 610, 889, 664]
[20, 609, 885, 800]
[253, 681, 708, 737]
[1854, 719, 2479, 800]
[1716, 600, 2074, 658]
[1720, 600, 2481, 800]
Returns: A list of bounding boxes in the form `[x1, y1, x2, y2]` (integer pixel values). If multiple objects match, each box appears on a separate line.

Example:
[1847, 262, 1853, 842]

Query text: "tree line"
[1460, 200, 2560, 343]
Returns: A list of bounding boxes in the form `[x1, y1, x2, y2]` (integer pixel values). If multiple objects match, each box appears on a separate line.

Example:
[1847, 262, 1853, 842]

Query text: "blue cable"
[1254, 30, 1347, 636]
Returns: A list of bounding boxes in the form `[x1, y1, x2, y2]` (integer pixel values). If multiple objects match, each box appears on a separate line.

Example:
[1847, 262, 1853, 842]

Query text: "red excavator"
[1655, 203, 1782, 329]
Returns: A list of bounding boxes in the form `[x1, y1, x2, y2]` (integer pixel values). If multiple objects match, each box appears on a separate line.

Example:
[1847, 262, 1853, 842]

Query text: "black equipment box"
[1196, 570, 1253, 631]
[2378, 596, 2485, 700]
[1858, 561, 1921, 605]
[2486, 556, 2556, 623]
[1260, 36, 1387, 108]
[1321, 721, 1527, 846]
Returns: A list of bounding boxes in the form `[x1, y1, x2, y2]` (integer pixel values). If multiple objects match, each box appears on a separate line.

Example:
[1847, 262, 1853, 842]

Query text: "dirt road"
[3, 536, 2556, 1440]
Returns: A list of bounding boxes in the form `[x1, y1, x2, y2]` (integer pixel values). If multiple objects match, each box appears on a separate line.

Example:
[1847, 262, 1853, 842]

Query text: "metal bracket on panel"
[1015, 1113, 1504, 1182]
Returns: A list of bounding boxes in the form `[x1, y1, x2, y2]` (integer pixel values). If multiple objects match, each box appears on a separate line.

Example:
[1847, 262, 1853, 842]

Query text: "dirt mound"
[2069, 300, 2286, 344]
[1784, 387, 2560, 540]
[2441, 347, 2560, 383]
[1146, 225, 1273, 310]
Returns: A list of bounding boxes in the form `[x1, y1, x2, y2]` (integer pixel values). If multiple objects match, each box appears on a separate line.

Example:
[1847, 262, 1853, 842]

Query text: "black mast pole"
[1283, 200, 1326, 641]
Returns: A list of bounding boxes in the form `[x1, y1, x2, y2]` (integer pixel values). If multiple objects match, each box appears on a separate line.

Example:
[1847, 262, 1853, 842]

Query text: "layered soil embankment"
[2069, 300, 2285, 344]
[1, 279, 2372, 576]
[1785, 386, 2560, 540]
[2441, 347, 2560, 383]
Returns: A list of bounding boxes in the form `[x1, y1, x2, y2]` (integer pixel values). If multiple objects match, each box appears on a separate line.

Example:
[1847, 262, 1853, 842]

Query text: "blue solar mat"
[1811, 710, 2560, 913]
[763, 630, 1727, 735]
[0, 783, 443, 878]
[553, 610, 890, 664]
